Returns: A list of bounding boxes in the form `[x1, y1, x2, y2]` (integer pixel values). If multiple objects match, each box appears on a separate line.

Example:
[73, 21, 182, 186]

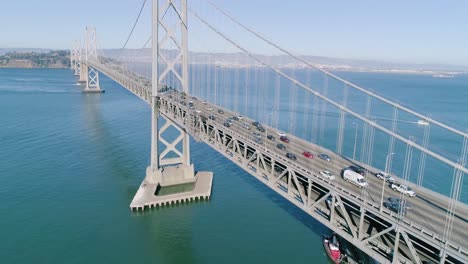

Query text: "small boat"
[432, 74, 454, 78]
[417, 119, 429, 126]
[323, 233, 342, 263]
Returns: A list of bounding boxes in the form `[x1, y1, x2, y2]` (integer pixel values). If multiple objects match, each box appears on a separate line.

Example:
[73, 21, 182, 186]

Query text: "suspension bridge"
[68, 1, 467, 263]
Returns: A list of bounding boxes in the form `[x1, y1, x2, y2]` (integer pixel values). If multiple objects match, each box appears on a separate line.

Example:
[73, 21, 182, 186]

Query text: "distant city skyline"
[1, 0, 467, 66]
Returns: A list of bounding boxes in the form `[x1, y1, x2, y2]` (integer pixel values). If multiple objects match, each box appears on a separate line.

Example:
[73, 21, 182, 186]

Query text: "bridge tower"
[70, 44, 74, 70]
[130, 0, 213, 211]
[71, 40, 81, 76]
[82, 26, 104, 93]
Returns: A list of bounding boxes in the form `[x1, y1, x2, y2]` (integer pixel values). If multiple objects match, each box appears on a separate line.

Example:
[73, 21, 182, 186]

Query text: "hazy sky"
[1, 0, 467, 65]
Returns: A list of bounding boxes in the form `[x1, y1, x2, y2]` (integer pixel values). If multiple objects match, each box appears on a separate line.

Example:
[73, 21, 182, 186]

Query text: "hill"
[0, 50, 70, 68]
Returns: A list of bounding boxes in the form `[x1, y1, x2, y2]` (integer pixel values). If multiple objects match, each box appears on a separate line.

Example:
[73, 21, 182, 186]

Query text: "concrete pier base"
[83, 88, 105, 93]
[130, 165, 213, 211]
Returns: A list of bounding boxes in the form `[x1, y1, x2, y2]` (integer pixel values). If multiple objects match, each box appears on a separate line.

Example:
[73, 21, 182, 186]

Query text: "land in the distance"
[1, 48, 467, 75]
[0, 49, 70, 68]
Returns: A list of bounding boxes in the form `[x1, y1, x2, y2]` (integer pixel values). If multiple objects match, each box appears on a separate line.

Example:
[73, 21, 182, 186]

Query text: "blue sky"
[1, 0, 467, 65]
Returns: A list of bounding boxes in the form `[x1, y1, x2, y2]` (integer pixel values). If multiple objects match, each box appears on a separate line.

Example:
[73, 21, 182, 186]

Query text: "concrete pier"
[130, 169, 213, 211]
[82, 88, 105, 93]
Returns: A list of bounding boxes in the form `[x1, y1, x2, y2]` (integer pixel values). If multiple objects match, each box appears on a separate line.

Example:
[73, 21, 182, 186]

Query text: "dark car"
[387, 197, 412, 210]
[279, 136, 290, 143]
[383, 201, 407, 216]
[277, 143, 286, 151]
[286, 152, 297, 160]
[257, 126, 266, 132]
[218, 109, 224, 114]
[232, 116, 239, 121]
[252, 121, 260, 127]
[267, 135, 275, 141]
[223, 122, 231, 127]
[348, 165, 365, 175]
[318, 153, 330, 161]
[208, 115, 216, 120]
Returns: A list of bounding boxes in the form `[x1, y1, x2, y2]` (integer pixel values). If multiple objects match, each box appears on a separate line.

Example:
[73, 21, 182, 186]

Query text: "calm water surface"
[0, 68, 466, 263]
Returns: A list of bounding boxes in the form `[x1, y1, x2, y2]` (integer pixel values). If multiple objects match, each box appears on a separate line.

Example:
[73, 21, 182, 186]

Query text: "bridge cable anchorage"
[188, 7, 468, 175]
[206, 0, 466, 139]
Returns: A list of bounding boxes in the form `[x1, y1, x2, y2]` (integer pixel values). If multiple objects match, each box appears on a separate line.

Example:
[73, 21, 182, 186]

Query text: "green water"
[0, 68, 331, 263]
[1, 68, 466, 263]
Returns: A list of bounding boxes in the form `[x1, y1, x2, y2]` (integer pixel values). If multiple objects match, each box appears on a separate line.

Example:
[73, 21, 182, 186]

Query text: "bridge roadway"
[85, 60, 467, 263]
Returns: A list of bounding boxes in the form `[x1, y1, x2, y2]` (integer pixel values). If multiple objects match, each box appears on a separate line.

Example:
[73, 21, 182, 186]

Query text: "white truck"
[391, 183, 416, 197]
[342, 169, 368, 188]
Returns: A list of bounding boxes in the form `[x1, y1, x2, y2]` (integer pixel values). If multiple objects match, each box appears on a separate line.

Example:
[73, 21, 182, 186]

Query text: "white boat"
[432, 74, 454, 78]
[417, 120, 429, 126]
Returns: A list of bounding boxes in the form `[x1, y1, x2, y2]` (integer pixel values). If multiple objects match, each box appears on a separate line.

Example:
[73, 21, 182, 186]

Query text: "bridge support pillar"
[82, 26, 104, 93]
[129, 0, 212, 211]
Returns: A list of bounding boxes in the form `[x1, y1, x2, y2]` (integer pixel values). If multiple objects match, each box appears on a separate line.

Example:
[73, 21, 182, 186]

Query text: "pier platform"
[130, 171, 213, 211]
[82, 88, 105, 93]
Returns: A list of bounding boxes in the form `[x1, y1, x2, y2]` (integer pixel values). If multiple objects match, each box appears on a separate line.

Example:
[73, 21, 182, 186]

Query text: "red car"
[280, 136, 290, 143]
[302, 151, 314, 159]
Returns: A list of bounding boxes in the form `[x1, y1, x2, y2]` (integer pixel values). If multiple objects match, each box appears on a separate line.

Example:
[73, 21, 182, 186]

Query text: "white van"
[343, 169, 368, 188]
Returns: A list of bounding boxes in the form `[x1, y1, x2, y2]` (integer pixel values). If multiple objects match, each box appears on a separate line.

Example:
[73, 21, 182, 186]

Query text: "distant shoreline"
[1, 64, 465, 76]
[0, 66, 68, 69]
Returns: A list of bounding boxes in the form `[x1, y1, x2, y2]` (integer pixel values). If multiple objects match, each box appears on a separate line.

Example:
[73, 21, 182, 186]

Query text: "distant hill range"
[2, 48, 467, 73]
[102, 48, 468, 74]
[0, 49, 69, 68]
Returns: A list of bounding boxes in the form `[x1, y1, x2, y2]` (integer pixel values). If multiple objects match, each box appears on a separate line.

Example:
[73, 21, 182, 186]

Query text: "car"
[391, 183, 416, 197]
[254, 137, 263, 144]
[326, 196, 339, 207]
[348, 165, 365, 175]
[207, 107, 213, 111]
[189, 105, 194, 110]
[280, 136, 290, 143]
[257, 126, 266, 132]
[223, 122, 231, 127]
[208, 115, 216, 120]
[188, 100, 193, 104]
[277, 131, 286, 137]
[192, 96, 197, 100]
[286, 153, 297, 160]
[232, 116, 239, 121]
[375, 172, 395, 183]
[267, 135, 275, 141]
[383, 201, 407, 216]
[387, 197, 412, 210]
[252, 121, 260, 127]
[202, 101, 207, 104]
[318, 153, 331, 161]
[277, 143, 286, 151]
[242, 123, 250, 130]
[320, 170, 335, 180]
[218, 109, 224, 114]
[237, 115, 243, 120]
[252, 132, 261, 138]
[302, 151, 314, 159]
[195, 110, 201, 114]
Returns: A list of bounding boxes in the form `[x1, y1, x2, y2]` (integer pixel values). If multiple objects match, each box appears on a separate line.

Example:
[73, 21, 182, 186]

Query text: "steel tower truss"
[71, 40, 81, 76]
[84, 26, 101, 91]
[147, 0, 193, 183]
